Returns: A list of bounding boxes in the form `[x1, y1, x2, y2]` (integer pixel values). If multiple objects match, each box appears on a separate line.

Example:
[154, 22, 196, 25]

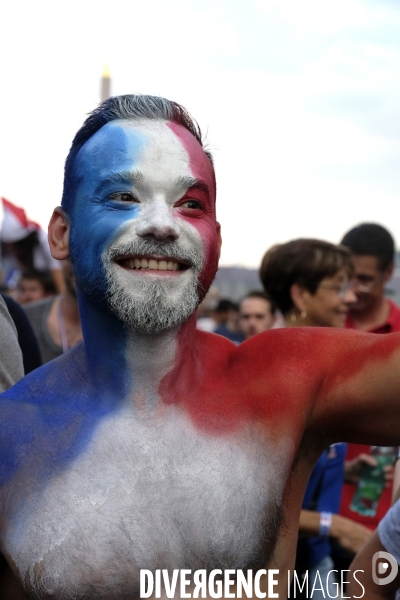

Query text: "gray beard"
[103, 239, 204, 334]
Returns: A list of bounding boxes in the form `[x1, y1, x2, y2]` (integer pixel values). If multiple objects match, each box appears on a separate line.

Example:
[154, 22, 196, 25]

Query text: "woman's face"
[301, 268, 356, 328]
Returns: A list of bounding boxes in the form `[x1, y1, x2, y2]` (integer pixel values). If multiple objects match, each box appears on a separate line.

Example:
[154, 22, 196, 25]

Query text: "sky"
[1, 0, 400, 267]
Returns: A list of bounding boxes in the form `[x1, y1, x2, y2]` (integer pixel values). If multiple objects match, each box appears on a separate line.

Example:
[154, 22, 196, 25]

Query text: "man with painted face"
[2, 95, 400, 600]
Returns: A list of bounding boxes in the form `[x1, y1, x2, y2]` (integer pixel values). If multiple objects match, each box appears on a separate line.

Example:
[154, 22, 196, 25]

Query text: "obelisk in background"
[100, 65, 111, 101]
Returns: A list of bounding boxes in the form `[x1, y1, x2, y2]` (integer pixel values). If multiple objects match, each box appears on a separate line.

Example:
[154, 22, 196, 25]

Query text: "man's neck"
[78, 294, 199, 406]
[349, 297, 390, 332]
[60, 291, 80, 325]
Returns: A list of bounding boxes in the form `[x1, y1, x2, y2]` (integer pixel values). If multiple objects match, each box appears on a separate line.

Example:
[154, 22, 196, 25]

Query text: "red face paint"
[167, 122, 220, 295]
[159, 327, 400, 440]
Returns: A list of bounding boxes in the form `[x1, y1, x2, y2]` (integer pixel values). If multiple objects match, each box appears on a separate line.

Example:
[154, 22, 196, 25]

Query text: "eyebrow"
[176, 176, 210, 196]
[94, 170, 144, 194]
[94, 171, 210, 197]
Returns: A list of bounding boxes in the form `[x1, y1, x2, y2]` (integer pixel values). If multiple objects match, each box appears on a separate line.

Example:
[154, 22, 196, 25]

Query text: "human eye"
[108, 192, 139, 203]
[180, 199, 204, 210]
[357, 275, 373, 284]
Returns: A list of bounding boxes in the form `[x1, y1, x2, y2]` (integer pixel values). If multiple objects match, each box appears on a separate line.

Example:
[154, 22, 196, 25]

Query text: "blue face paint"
[67, 122, 146, 301]
[66, 122, 148, 399]
[0, 123, 152, 494]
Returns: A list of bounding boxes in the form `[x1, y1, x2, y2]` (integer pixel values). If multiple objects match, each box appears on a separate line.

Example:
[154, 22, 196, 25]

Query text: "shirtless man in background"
[1, 94, 400, 599]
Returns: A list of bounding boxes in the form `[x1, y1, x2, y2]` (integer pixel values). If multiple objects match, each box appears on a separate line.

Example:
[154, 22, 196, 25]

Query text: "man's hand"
[345, 454, 394, 487]
[330, 514, 372, 555]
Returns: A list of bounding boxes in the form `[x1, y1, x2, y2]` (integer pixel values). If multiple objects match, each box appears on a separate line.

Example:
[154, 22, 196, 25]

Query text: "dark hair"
[1, 230, 39, 270]
[215, 299, 238, 313]
[62, 94, 213, 213]
[18, 269, 57, 296]
[259, 239, 352, 316]
[340, 223, 395, 271]
[240, 290, 276, 314]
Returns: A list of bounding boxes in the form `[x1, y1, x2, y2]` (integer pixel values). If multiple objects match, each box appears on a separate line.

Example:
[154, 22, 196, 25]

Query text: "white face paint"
[103, 219, 204, 333]
[4, 406, 293, 599]
[71, 118, 217, 334]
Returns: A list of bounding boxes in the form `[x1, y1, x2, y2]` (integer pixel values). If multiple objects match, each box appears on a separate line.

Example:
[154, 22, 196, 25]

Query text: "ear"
[48, 207, 70, 260]
[383, 261, 394, 283]
[290, 283, 309, 312]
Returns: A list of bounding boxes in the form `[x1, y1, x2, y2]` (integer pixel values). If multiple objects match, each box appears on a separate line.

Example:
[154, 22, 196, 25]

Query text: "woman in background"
[260, 238, 372, 599]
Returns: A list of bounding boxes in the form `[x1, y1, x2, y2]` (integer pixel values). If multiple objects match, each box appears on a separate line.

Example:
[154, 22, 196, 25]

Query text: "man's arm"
[0, 556, 29, 600]
[0, 295, 23, 391]
[348, 530, 400, 599]
[305, 328, 400, 446]
[348, 503, 400, 600]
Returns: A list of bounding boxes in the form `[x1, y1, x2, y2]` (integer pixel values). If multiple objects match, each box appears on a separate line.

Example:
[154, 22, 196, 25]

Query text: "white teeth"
[120, 258, 181, 271]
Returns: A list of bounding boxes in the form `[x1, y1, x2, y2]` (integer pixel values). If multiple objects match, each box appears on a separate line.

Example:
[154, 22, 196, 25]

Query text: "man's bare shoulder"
[0, 346, 92, 489]
[232, 325, 397, 364]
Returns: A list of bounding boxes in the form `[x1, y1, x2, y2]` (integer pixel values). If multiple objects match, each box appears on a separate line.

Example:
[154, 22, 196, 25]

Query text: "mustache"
[104, 238, 203, 270]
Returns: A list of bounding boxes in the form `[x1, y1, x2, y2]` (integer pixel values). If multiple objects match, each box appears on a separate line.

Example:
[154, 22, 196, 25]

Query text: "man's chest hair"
[3, 405, 294, 599]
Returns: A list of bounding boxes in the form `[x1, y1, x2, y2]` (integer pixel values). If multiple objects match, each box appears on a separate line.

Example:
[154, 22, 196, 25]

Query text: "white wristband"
[319, 512, 332, 537]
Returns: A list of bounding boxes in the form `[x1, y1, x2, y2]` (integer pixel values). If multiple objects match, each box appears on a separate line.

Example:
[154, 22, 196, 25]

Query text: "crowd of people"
[1, 94, 400, 599]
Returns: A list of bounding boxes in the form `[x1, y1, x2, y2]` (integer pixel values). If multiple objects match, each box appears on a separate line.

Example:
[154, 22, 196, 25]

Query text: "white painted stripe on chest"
[6, 404, 292, 597]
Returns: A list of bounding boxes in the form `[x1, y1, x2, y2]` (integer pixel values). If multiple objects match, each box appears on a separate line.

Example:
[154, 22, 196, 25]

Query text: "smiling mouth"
[115, 255, 190, 272]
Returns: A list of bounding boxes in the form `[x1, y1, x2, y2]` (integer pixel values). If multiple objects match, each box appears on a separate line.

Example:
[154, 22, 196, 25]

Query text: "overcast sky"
[1, 0, 400, 267]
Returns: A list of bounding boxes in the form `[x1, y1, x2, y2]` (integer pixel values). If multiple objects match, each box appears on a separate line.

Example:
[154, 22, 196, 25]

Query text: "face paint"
[67, 122, 146, 302]
[159, 326, 400, 436]
[167, 122, 220, 295]
[68, 119, 219, 329]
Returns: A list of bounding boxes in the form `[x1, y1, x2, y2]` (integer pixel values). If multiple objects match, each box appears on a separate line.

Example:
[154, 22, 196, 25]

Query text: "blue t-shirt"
[301, 443, 347, 568]
[214, 324, 245, 344]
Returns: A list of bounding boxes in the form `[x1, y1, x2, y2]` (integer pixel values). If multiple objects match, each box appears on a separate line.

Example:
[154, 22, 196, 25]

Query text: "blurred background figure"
[24, 259, 82, 364]
[238, 290, 276, 340]
[260, 238, 370, 599]
[260, 238, 356, 328]
[16, 269, 57, 305]
[213, 299, 244, 343]
[196, 286, 220, 332]
[337, 223, 400, 571]
[348, 452, 400, 599]
[0, 295, 24, 392]
[0, 197, 64, 294]
[1, 293, 42, 374]
[341, 223, 399, 333]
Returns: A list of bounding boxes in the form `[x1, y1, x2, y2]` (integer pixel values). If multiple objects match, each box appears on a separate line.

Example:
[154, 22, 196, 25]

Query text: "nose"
[136, 199, 180, 242]
[343, 287, 357, 304]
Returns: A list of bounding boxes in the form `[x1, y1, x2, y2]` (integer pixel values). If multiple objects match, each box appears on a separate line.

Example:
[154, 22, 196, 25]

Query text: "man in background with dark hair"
[338, 222, 400, 565]
[341, 223, 400, 333]
[238, 291, 276, 340]
[16, 269, 57, 305]
[213, 299, 244, 343]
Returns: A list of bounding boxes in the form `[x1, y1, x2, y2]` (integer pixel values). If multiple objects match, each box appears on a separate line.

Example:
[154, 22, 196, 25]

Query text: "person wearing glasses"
[337, 223, 400, 569]
[260, 238, 357, 330]
[260, 238, 370, 598]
